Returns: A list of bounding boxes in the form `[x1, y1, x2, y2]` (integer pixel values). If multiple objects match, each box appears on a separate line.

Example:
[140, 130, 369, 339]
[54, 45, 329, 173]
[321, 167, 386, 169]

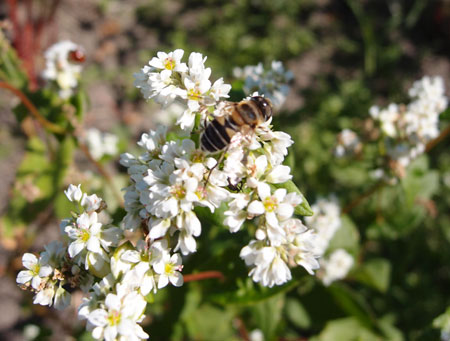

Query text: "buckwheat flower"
[210, 78, 232, 101]
[319, 249, 354, 286]
[42, 40, 84, 99]
[66, 212, 104, 257]
[41, 241, 65, 268]
[85, 128, 119, 160]
[305, 196, 342, 256]
[335, 129, 361, 157]
[16, 253, 53, 290]
[290, 229, 321, 274]
[64, 184, 83, 202]
[224, 193, 251, 232]
[148, 49, 188, 74]
[240, 242, 291, 287]
[137, 126, 167, 155]
[81, 193, 102, 213]
[256, 124, 294, 165]
[182, 70, 212, 111]
[153, 252, 184, 289]
[88, 291, 148, 341]
[53, 284, 71, 310]
[247, 183, 294, 228]
[119, 240, 159, 295]
[236, 60, 293, 108]
[33, 285, 55, 306]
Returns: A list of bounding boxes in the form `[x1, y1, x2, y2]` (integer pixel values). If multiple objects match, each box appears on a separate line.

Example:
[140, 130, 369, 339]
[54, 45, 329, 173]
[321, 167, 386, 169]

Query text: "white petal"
[158, 275, 169, 289]
[22, 253, 38, 270]
[170, 272, 184, 287]
[247, 201, 265, 215]
[16, 270, 33, 284]
[277, 203, 294, 221]
[257, 182, 271, 200]
[104, 325, 118, 341]
[105, 294, 121, 311]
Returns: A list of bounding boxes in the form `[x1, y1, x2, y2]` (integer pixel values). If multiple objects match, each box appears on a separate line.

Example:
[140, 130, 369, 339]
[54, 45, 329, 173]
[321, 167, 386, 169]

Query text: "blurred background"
[1, 0, 450, 340]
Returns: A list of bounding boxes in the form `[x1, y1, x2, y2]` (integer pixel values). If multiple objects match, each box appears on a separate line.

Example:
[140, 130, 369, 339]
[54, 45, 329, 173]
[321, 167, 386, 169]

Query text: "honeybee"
[200, 96, 273, 153]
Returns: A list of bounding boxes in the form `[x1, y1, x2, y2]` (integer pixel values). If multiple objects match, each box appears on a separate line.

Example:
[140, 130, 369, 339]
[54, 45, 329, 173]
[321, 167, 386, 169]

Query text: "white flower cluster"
[125, 49, 320, 288]
[305, 196, 342, 257]
[85, 128, 119, 160]
[18, 49, 321, 341]
[233, 61, 293, 109]
[304, 197, 353, 286]
[318, 248, 354, 286]
[42, 40, 85, 99]
[334, 129, 361, 157]
[134, 49, 231, 132]
[370, 76, 448, 172]
[17, 185, 155, 341]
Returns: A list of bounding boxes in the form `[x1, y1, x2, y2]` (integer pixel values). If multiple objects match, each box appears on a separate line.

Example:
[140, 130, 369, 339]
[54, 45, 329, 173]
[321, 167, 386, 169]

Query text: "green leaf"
[285, 298, 311, 329]
[327, 283, 378, 332]
[310, 317, 380, 341]
[272, 180, 313, 216]
[251, 294, 284, 341]
[180, 290, 237, 341]
[353, 258, 391, 293]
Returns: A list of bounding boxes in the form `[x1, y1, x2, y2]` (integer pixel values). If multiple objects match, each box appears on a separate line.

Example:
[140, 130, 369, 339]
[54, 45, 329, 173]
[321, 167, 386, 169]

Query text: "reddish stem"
[183, 271, 225, 283]
[0, 81, 65, 134]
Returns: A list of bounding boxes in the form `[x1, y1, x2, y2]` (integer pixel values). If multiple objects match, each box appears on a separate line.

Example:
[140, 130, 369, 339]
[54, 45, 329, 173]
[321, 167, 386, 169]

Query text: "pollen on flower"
[164, 263, 174, 274]
[81, 230, 90, 242]
[187, 88, 202, 101]
[263, 196, 278, 212]
[107, 310, 121, 326]
[171, 184, 186, 199]
[164, 57, 175, 70]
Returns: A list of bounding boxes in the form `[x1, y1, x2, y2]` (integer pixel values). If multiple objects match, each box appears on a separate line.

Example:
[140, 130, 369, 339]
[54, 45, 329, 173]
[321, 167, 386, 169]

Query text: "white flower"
[16, 253, 52, 290]
[320, 249, 354, 286]
[224, 193, 251, 232]
[149, 49, 188, 74]
[305, 196, 342, 256]
[41, 241, 65, 268]
[88, 291, 148, 341]
[210, 78, 231, 101]
[66, 212, 104, 258]
[64, 184, 83, 202]
[335, 129, 361, 157]
[33, 286, 55, 306]
[85, 128, 118, 160]
[42, 40, 84, 99]
[153, 252, 184, 289]
[247, 183, 294, 228]
[240, 243, 291, 287]
[81, 193, 102, 213]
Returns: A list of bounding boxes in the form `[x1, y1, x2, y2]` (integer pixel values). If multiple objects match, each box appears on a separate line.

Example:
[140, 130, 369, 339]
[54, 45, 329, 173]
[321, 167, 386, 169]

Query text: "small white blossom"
[64, 184, 83, 202]
[335, 129, 361, 157]
[234, 61, 293, 109]
[153, 252, 184, 289]
[319, 249, 354, 286]
[305, 196, 342, 256]
[85, 128, 118, 160]
[42, 40, 84, 99]
[87, 291, 148, 341]
[16, 253, 52, 290]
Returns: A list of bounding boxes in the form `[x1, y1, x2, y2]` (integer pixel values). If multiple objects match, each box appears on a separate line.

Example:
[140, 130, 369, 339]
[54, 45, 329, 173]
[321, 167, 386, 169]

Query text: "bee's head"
[250, 96, 273, 121]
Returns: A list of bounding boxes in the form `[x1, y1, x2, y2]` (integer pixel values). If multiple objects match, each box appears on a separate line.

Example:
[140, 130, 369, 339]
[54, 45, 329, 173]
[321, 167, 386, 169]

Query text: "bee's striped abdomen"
[201, 115, 239, 153]
[200, 96, 273, 153]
